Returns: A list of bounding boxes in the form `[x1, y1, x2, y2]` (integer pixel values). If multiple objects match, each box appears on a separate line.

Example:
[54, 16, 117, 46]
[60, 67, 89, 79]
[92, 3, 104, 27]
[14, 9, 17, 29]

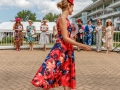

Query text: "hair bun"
[57, 2, 62, 9]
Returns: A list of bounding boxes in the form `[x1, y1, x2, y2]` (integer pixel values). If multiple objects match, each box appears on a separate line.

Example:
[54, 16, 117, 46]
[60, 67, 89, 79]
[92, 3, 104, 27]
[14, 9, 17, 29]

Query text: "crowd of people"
[72, 18, 114, 54]
[13, 18, 50, 51]
[13, 16, 114, 54]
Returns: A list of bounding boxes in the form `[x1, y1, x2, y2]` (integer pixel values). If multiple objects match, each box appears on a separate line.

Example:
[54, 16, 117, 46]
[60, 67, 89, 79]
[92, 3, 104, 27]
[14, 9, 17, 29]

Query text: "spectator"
[76, 19, 84, 51]
[26, 20, 36, 51]
[103, 19, 114, 54]
[95, 19, 104, 52]
[13, 18, 23, 51]
[39, 19, 49, 51]
[84, 18, 95, 46]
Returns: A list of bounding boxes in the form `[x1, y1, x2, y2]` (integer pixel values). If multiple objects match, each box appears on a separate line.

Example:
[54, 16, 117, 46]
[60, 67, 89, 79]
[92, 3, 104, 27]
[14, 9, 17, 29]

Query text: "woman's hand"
[80, 44, 92, 51]
[70, 34, 76, 40]
[96, 30, 98, 33]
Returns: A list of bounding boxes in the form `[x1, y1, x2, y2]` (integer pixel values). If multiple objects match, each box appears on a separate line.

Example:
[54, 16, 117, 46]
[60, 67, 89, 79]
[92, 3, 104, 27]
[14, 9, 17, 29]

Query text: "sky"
[0, 0, 93, 22]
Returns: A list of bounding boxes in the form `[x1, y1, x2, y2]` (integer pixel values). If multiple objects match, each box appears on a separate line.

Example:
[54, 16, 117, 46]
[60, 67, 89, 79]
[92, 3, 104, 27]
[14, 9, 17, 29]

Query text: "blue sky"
[0, 6, 42, 22]
[0, 0, 92, 22]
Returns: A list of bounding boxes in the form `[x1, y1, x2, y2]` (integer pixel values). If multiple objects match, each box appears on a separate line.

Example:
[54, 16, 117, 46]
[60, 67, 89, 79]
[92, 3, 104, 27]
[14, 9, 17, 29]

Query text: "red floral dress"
[31, 18, 76, 89]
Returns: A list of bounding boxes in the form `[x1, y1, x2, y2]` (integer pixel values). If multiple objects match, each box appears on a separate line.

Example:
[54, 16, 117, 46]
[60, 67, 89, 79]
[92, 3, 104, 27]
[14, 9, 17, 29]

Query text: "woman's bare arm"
[21, 24, 24, 31]
[102, 26, 106, 38]
[34, 27, 36, 34]
[111, 26, 114, 36]
[40, 26, 43, 32]
[26, 28, 28, 35]
[13, 24, 19, 31]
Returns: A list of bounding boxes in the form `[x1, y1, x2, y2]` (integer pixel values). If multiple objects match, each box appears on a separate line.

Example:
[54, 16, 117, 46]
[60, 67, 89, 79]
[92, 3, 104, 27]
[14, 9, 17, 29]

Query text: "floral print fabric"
[31, 18, 76, 89]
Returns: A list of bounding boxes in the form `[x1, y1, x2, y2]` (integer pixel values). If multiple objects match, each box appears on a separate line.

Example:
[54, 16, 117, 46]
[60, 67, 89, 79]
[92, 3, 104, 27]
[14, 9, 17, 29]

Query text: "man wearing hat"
[76, 19, 84, 51]
[84, 18, 95, 46]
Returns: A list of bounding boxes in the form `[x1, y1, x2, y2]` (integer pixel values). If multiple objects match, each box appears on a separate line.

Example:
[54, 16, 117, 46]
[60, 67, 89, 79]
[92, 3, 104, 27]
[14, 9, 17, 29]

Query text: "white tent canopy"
[0, 22, 56, 31]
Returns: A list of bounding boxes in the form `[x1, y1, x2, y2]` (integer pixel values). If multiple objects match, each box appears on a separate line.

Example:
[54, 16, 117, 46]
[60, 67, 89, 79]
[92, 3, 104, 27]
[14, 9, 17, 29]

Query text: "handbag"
[32, 34, 37, 37]
[102, 37, 106, 43]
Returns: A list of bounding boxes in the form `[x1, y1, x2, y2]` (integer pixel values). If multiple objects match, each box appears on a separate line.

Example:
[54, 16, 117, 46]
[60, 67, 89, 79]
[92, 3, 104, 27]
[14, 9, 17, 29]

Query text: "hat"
[97, 19, 101, 23]
[88, 18, 93, 22]
[42, 20, 49, 22]
[15, 18, 22, 22]
[67, 0, 74, 5]
[106, 19, 112, 23]
[77, 19, 83, 23]
[28, 20, 32, 22]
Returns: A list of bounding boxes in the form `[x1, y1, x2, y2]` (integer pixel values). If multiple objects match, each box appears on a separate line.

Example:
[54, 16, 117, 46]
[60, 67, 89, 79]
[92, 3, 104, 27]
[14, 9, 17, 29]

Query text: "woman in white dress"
[39, 20, 49, 51]
[95, 19, 104, 52]
[104, 19, 114, 54]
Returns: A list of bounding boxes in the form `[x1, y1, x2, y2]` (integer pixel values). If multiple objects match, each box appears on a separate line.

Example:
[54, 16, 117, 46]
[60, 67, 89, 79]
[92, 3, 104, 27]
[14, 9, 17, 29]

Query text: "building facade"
[71, 0, 120, 30]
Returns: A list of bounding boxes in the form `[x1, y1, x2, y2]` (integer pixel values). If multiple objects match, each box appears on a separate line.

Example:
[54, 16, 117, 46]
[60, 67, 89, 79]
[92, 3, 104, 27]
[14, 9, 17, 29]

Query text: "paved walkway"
[0, 50, 120, 90]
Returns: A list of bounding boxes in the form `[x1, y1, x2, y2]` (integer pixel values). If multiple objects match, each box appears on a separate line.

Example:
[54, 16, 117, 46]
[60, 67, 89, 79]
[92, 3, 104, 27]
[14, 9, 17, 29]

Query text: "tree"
[43, 12, 61, 22]
[15, 10, 37, 21]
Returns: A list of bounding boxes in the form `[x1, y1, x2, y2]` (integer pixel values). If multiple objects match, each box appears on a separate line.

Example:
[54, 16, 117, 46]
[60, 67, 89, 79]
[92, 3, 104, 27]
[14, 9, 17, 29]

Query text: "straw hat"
[97, 19, 101, 23]
[106, 19, 112, 23]
[28, 20, 33, 23]
[41, 18, 49, 23]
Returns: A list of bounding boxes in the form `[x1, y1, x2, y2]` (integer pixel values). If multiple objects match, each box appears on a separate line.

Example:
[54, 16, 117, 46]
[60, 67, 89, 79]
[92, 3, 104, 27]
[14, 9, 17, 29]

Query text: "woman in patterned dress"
[76, 19, 84, 51]
[103, 19, 114, 54]
[13, 18, 23, 51]
[95, 19, 104, 52]
[31, 0, 91, 90]
[26, 20, 36, 51]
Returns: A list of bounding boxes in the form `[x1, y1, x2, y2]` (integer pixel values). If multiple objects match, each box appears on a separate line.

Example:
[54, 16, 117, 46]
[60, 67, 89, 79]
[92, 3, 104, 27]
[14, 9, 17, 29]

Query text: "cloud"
[0, 0, 92, 17]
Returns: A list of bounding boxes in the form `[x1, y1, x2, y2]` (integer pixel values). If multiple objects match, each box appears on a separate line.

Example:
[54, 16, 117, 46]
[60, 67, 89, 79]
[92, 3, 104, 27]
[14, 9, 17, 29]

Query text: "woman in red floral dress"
[31, 0, 91, 90]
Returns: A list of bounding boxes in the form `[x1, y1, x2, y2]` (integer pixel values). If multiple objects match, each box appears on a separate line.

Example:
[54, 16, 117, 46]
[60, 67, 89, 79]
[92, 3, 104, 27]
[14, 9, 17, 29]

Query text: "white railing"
[0, 30, 55, 47]
[0, 30, 120, 49]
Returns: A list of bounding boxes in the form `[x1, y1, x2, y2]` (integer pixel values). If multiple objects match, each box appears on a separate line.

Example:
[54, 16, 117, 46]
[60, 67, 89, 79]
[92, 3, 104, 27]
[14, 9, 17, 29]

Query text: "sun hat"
[97, 19, 101, 23]
[28, 20, 33, 23]
[68, 0, 74, 5]
[88, 18, 93, 22]
[15, 18, 22, 22]
[77, 19, 83, 23]
[106, 19, 112, 23]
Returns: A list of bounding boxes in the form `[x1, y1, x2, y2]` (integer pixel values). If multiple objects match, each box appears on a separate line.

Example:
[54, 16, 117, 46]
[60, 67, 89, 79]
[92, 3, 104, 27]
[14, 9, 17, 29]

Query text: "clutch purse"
[102, 37, 106, 43]
[32, 34, 37, 37]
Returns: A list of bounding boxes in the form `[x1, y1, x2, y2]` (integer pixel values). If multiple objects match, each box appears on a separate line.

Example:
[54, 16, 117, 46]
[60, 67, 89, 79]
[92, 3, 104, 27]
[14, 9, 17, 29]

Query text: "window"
[114, 0, 120, 3]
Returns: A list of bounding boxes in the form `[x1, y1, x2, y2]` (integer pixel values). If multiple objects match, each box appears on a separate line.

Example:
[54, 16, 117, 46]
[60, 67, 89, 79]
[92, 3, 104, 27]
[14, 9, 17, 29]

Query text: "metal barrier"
[0, 30, 120, 49]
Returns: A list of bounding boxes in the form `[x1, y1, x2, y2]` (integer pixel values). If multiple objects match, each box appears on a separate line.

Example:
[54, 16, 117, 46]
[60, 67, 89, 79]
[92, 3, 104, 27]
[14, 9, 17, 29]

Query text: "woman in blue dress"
[26, 20, 36, 51]
[84, 18, 95, 46]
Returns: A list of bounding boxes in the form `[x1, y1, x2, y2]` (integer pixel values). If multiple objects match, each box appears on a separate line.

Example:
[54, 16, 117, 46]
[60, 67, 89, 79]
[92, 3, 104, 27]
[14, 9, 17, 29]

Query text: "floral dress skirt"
[31, 37, 76, 89]
[27, 32, 35, 43]
[14, 31, 23, 46]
